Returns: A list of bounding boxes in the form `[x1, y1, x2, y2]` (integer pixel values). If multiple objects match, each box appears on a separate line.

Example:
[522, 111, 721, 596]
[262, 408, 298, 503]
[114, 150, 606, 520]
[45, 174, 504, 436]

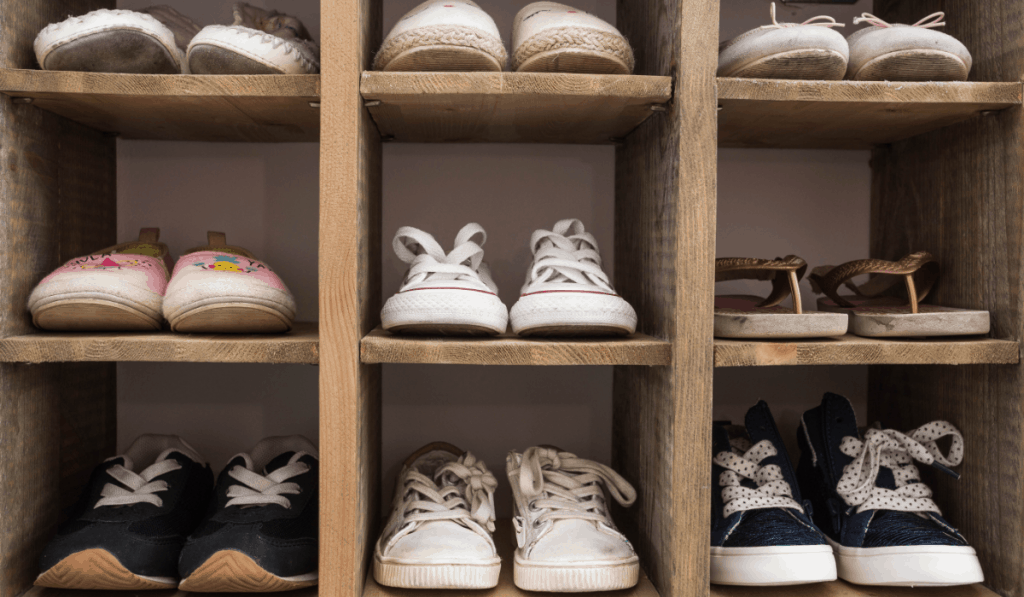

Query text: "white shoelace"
[401, 453, 498, 533]
[95, 459, 181, 509]
[394, 224, 498, 294]
[767, 2, 845, 29]
[853, 12, 946, 29]
[837, 421, 963, 515]
[522, 219, 614, 294]
[225, 452, 312, 509]
[714, 438, 803, 518]
[518, 447, 636, 527]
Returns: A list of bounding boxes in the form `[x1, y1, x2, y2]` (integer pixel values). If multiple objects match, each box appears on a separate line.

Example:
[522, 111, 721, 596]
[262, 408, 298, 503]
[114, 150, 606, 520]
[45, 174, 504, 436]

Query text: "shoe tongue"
[156, 447, 197, 465]
[141, 5, 202, 50]
[264, 451, 298, 474]
[743, 400, 801, 501]
[712, 423, 733, 457]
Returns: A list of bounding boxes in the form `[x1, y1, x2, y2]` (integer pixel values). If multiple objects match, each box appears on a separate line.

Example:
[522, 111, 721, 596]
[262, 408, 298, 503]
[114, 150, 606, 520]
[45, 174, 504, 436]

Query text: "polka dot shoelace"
[714, 438, 803, 518]
[837, 421, 964, 515]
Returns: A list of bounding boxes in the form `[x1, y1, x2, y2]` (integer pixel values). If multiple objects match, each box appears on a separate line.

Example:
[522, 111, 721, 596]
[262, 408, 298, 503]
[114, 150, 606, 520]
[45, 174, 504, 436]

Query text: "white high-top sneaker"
[511, 2, 634, 74]
[374, 443, 500, 589]
[509, 219, 636, 337]
[375, 0, 506, 72]
[507, 447, 639, 592]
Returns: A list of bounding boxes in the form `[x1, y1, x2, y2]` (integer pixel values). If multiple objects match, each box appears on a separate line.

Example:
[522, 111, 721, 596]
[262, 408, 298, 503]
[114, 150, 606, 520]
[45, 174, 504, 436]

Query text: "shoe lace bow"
[518, 447, 636, 527]
[402, 453, 498, 532]
[393, 224, 498, 294]
[767, 2, 845, 29]
[853, 12, 945, 29]
[95, 458, 182, 508]
[837, 421, 963, 514]
[713, 438, 803, 517]
[225, 453, 312, 509]
[523, 219, 614, 293]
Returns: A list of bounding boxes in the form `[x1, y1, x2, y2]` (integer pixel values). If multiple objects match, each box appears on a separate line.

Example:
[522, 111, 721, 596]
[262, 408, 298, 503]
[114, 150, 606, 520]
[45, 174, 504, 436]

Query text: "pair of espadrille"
[719, 3, 972, 82]
[376, 0, 634, 75]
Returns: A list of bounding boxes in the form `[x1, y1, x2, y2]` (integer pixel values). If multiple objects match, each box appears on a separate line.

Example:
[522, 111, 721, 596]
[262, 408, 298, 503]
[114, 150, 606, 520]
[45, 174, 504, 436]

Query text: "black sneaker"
[36, 434, 213, 590]
[797, 392, 984, 586]
[178, 435, 319, 592]
[711, 401, 835, 586]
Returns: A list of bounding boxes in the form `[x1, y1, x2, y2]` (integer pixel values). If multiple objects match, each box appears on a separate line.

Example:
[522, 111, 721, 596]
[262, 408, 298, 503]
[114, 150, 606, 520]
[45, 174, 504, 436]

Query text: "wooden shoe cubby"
[1, 2, 1023, 597]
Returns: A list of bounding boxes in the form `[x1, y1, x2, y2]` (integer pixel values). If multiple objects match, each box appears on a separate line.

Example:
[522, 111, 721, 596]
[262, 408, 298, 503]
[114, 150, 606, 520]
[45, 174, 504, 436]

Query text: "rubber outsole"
[168, 302, 293, 334]
[710, 545, 837, 586]
[35, 549, 176, 590]
[514, 552, 639, 592]
[725, 48, 847, 80]
[851, 49, 969, 81]
[829, 539, 984, 586]
[33, 298, 162, 331]
[179, 550, 317, 592]
[373, 556, 501, 589]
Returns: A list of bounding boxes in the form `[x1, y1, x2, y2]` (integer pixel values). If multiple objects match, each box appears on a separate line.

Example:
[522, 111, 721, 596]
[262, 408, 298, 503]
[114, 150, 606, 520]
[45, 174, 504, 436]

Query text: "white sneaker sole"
[188, 25, 320, 75]
[382, 288, 508, 335]
[510, 291, 636, 337]
[513, 551, 639, 592]
[373, 555, 500, 589]
[710, 545, 837, 586]
[828, 538, 984, 586]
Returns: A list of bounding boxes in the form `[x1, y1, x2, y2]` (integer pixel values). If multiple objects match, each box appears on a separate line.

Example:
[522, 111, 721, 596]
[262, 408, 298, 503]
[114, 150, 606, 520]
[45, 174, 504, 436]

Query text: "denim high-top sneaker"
[797, 392, 984, 586]
[711, 401, 836, 585]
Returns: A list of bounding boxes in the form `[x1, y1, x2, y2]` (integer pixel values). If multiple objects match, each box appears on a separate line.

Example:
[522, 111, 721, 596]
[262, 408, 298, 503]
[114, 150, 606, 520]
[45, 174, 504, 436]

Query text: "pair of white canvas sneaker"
[382, 219, 637, 337]
[376, 0, 634, 75]
[374, 443, 639, 592]
[719, 3, 972, 82]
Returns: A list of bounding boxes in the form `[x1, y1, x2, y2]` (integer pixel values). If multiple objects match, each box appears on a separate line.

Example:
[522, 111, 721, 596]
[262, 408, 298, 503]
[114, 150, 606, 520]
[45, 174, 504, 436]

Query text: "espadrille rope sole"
[374, 24, 506, 71]
[512, 26, 634, 73]
[374, 557, 501, 589]
[513, 552, 639, 592]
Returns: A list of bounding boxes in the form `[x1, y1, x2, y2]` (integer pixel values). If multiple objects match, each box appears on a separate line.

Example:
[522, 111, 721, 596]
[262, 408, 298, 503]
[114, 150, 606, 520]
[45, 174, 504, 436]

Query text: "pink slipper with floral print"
[28, 228, 173, 331]
[163, 232, 296, 334]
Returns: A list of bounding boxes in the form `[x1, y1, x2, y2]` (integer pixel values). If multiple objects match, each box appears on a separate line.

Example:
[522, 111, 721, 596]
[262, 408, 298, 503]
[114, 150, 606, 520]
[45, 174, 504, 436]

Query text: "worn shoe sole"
[714, 298, 849, 339]
[179, 550, 317, 592]
[168, 302, 293, 334]
[725, 48, 847, 80]
[850, 49, 969, 81]
[35, 549, 176, 590]
[188, 25, 319, 75]
[513, 27, 632, 74]
[828, 539, 984, 586]
[817, 298, 989, 337]
[32, 297, 162, 331]
[382, 288, 508, 336]
[35, 10, 183, 73]
[375, 25, 505, 71]
[514, 551, 639, 592]
[511, 291, 636, 337]
[374, 555, 501, 589]
[710, 545, 837, 586]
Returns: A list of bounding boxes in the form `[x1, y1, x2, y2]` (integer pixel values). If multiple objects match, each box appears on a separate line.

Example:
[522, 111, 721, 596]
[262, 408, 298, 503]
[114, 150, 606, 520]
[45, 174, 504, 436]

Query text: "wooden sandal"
[715, 256, 849, 339]
[809, 251, 990, 337]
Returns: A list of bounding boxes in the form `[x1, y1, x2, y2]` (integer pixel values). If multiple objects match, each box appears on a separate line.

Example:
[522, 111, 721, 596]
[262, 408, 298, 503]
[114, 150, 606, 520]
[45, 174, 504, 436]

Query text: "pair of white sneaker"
[374, 443, 639, 592]
[382, 219, 637, 337]
[719, 3, 972, 82]
[376, 0, 634, 75]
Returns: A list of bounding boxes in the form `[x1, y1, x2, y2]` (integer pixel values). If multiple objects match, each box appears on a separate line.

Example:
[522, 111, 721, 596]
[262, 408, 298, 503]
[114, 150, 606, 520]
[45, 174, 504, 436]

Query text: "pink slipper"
[163, 232, 296, 334]
[28, 228, 173, 331]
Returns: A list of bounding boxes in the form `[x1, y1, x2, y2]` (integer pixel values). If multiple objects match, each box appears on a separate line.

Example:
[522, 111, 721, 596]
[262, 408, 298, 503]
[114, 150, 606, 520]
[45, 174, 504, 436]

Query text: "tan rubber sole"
[516, 324, 632, 337]
[516, 48, 630, 75]
[33, 298, 161, 331]
[386, 322, 501, 336]
[728, 49, 847, 80]
[179, 550, 317, 592]
[35, 549, 175, 590]
[851, 49, 969, 81]
[169, 303, 292, 334]
[383, 45, 502, 72]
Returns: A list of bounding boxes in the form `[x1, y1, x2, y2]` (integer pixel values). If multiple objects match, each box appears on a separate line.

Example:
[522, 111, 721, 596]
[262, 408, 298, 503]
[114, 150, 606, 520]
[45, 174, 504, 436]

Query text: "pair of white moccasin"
[377, 0, 634, 75]
[382, 219, 637, 337]
[34, 3, 320, 75]
[375, 443, 639, 592]
[720, 4, 972, 81]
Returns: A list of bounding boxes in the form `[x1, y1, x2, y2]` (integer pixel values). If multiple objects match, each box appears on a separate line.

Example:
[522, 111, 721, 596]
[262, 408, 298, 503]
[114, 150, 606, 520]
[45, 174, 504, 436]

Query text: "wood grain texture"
[361, 72, 671, 143]
[711, 581, 998, 597]
[718, 78, 1020, 149]
[0, 322, 320, 364]
[20, 586, 319, 597]
[714, 335, 1019, 367]
[613, 2, 718, 597]
[869, 2, 1024, 595]
[0, 70, 321, 142]
[319, 1, 382, 597]
[360, 327, 671, 366]
[0, 2, 115, 594]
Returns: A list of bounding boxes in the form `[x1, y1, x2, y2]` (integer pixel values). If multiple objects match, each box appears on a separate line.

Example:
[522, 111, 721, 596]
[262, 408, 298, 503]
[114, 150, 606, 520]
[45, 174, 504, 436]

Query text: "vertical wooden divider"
[321, 1, 383, 596]
[870, 1, 1024, 595]
[614, 1, 719, 597]
[0, 2, 115, 595]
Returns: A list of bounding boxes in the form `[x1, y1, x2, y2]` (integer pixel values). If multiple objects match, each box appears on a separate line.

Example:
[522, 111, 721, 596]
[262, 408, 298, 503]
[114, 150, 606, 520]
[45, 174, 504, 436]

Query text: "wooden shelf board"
[0, 322, 319, 364]
[0, 70, 320, 142]
[23, 587, 318, 597]
[360, 326, 670, 365]
[714, 334, 1019, 367]
[360, 71, 672, 143]
[712, 581, 997, 596]
[718, 78, 1021, 149]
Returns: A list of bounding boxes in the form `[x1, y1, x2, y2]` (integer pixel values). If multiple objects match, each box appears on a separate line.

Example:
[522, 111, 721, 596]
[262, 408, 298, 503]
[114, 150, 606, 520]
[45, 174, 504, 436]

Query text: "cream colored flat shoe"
[511, 2, 633, 74]
[846, 12, 971, 81]
[374, 0, 506, 72]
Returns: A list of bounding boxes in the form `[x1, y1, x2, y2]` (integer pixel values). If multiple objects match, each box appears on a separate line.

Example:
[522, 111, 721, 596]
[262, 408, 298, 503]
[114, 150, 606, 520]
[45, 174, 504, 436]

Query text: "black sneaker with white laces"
[178, 435, 319, 592]
[36, 434, 213, 590]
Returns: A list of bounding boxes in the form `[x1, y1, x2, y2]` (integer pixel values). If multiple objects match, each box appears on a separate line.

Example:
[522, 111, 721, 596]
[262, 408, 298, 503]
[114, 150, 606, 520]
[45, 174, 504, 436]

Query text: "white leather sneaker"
[507, 447, 639, 592]
[375, 0, 506, 72]
[510, 219, 636, 337]
[511, 2, 634, 74]
[846, 12, 971, 81]
[374, 443, 500, 589]
[382, 223, 509, 336]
